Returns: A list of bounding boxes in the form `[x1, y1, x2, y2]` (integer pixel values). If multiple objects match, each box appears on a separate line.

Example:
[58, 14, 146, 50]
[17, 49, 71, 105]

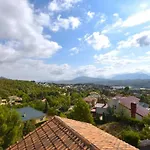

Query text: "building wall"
[107, 98, 119, 108]
[117, 104, 143, 120]
[96, 107, 107, 115]
[107, 98, 143, 120]
[136, 114, 143, 120]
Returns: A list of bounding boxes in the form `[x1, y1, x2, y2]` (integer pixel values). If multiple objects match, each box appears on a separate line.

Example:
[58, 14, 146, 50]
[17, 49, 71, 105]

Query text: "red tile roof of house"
[113, 96, 149, 117]
[84, 96, 97, 102]
[7, 116, 138, 150]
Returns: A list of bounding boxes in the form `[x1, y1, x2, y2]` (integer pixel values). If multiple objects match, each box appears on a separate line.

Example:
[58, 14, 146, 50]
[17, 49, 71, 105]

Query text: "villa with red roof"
[108, 96, 149, 120]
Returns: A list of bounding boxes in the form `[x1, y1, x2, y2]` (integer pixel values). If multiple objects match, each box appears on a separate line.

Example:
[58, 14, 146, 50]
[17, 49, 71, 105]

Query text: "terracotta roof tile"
[7, 116, 138, 150]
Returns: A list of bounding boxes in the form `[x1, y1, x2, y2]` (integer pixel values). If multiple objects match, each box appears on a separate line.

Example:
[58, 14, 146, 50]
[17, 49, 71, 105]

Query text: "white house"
[108, 96, 149, 120]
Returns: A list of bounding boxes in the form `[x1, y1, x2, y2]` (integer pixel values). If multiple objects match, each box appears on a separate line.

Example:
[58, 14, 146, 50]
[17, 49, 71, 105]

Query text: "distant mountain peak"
[112, 72, 150, 80]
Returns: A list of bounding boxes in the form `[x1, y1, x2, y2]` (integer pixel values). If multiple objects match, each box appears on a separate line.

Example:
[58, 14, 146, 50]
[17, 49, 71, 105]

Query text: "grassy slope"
[98, 122, 130, 139]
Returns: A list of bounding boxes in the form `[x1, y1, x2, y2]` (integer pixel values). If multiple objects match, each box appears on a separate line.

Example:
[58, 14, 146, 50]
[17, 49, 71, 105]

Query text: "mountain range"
[53, 73, 150, 88]
[111, 73, 150, 80]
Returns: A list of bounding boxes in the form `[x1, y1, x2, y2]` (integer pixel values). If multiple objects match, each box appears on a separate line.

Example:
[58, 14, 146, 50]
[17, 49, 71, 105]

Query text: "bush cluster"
[122, 130, 140, 147]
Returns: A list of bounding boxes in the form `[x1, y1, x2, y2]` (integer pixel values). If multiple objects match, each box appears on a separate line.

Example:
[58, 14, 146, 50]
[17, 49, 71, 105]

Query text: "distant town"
[1, 77, 150, 149]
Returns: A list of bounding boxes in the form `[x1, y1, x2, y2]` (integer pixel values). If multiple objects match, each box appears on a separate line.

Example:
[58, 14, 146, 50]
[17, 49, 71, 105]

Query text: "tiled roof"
[114, 96, 149, 117]
[7, 116, 138, 150]
[84, 97, 97, 102]
[95, 103, 108, 108]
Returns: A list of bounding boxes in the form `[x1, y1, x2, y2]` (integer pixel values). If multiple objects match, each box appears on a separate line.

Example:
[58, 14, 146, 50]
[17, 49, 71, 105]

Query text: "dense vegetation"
[0, 106, 23, 149]
[0, 79, 94, 149]
[0, 79, 89, 112]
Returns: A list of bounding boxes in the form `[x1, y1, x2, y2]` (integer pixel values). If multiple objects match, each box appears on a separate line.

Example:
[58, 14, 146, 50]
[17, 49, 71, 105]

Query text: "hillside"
[55, 77, 150, 88]
[0, 78, 59, 100]
[98, 122, 129, 139]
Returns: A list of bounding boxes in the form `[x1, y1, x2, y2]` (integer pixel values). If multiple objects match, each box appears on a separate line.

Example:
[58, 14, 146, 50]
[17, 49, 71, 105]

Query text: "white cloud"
[36, 12, 50, 26]
[84, 32, 110, 50]
[0, 59, 72, 81]
[76, 65, 107, 77]
[0, 0, 61, 61]
[70, 47, 79, 55]
[122, 9, 150, 27]
[140, 3, 148, 9]
[124, 32, 130, 36]
[94, 50, 135, 66]
[95, 14, 107, 28]
[143, 25, 150, 29]
[94, 50, 150, 76]
[102, 9, 150, 34]
[87, 11, 95, 19]
[117, 30, 150, 49]
[48, 0, 81, 12]
[99, 14, 106, 24]
[49, 15, 81, 31]
[101, 14, 123, 34]
[113, 13, 119, 17]
[146, 51, 150, 55]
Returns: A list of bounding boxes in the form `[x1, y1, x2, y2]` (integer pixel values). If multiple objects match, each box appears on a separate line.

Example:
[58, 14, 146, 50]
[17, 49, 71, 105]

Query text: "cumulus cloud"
[0, 0, 61, 61]
[49, 15, 81, 31]
[36, 12, 50, 26]
[48, 0, 81, 12]
[70, 47, 79, 55]
[117, 30, 150, 49]
[84, 32, 110, 50]
[94, 50, 135, 66]
[0, 59, 72, 81]
[94, 50, 150, 75]
[87, 11, 95, 19]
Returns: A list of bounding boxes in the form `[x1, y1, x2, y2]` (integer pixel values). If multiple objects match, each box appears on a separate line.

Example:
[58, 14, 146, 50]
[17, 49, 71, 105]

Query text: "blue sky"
[0, 0, 150, 81]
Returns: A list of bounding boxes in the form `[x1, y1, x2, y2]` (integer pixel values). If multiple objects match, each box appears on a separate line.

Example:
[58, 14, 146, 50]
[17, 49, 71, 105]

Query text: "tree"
[140, 125, 150, 140]
[43, 99, 49, 113]
[122, 130, 140, 147]
[0, 106, 23, 149]
[23, 120, 36, 136]
[70, 92, 82, 105]
[123, 86, 130, 95]
[143, 113, 150, 125]
[68, 99, 94, 124]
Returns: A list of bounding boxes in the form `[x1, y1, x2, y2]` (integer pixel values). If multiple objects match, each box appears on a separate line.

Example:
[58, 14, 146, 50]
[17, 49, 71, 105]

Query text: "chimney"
[131, 102, 136, 118]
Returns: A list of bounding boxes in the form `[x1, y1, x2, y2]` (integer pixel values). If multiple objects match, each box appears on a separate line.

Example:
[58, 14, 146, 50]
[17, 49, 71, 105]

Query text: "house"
[0, 99, 7, 105]
[9, 96, 22, 105]
[91, 103, 108, 114]
[108, 96, 149, 120]
[16, 106, 46, 124]
[84, 96, 97, 107]
[95, 103, 108, 114]
[89, 92, 100, 98]
[7, 116, 138, 150]
[41, 98, 46, 103]
[91, 103, 108, 119]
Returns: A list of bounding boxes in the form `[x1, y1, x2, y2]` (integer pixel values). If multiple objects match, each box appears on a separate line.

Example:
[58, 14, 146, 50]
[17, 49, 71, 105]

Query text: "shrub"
[140, 125, 150, 140]
[114, 115, 144, 129]
[122, 130, 140, 147]
[23, 120, 36, 136]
